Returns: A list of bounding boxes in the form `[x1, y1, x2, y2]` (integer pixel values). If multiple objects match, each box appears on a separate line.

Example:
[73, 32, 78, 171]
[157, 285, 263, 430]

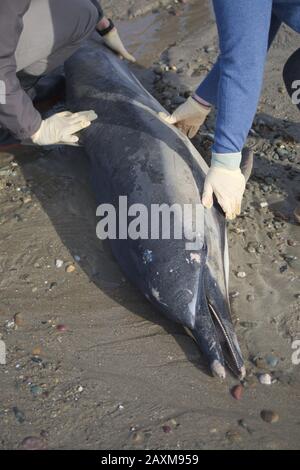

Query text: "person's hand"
[30, 110, 97, 146]
[202, 165, 246, 220]
[158, 96, 211, 138]
[103, 27, 136, 63]
[97, 17, 136, 63]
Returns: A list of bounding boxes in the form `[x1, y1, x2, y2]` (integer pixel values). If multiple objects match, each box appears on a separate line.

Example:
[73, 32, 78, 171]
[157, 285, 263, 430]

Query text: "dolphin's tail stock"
[190, 267, 246, 380]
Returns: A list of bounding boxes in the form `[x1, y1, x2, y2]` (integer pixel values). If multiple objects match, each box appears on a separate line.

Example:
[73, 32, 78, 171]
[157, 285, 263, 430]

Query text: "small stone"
[55, 259, 64, 268]
[56, 324, 67, 332]
[162, 425, 172, 433]
[231, 384, 243, 400]
[131, 431, 144, 444]
[254, 357, 268, 369]
[74, 255, 81, 262]
[259, 373, 272, 385]
[236, 271, 246, 278]
[226, 430, 242, 443]
[260, 410, 279, 424]
[265, 355, 279, 368]
[65, 264, 75, 273]
[20, 436, 47, 450]
[5, 319, 15, 330]
[31, 356, 43, 364]
[230, 291, 240, 299]
[246, 294, 255, 302]
[13, 407, 26, 423]
[247, 242, 257, 253]
[30, 385, 43, 397]
[260, 201, 268, 208]
[32, 346, 42, 356]
[14, 313, 23, 326]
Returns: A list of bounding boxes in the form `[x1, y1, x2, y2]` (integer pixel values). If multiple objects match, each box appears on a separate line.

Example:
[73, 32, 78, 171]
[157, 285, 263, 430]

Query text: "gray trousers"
[15, 0, 100, 77]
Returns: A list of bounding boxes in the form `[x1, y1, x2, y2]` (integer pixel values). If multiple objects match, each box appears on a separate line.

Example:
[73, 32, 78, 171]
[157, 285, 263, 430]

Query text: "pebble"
[254, 357, 268, 369]
[260, 410, 279, 424]
[56, 324, 67, 332]
[23, 196, 32, 204]
[265, 355, 279, 368]
[260, 201, 268, 208]
[162, 425, 172, 433]
[230, 290, 240, 299]
[13, 407, 26, 423]
[236, 271, 246, 278]
[231, 384, 243, 400]
[258, 373, 272, 385]
[20, 436, 47, 450]
[31, 356, 43, 364]
[226, 430, 242, 443]
[32, 346, 42, 356]
[55, 259, 64, 268]
[14, 313, 23, 326]
[65, 264, 76, 273]
[246, 294, 255, 302]
[131, 431, 144, 444]
[30, 385, 43, 397]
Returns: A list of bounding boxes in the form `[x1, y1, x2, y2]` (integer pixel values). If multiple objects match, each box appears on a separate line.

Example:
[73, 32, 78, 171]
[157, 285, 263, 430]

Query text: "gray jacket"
[0, 0, 103, 140]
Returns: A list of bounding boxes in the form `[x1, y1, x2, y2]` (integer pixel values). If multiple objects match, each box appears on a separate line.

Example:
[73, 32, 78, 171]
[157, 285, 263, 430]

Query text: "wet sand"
[0, 0, 299, 450]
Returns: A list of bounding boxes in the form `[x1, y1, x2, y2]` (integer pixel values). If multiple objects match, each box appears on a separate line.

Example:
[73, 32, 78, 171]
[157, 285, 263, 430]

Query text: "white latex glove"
[202, 157, 246, 220]
[30, 110, 97, 146]
[103, 28, 136, 63]
[159, 96, 211, 138]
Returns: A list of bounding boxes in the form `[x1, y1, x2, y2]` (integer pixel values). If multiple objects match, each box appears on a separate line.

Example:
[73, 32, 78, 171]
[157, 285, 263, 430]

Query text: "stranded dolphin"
[64, 40, 251, 379]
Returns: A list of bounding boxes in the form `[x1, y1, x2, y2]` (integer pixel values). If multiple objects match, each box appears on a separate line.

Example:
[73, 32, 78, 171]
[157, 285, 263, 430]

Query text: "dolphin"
[64, 40, 252, 379]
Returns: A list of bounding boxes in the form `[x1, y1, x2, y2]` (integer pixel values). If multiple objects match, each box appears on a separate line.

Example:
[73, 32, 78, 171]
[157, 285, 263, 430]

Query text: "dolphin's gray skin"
[64, 42, 250, 379]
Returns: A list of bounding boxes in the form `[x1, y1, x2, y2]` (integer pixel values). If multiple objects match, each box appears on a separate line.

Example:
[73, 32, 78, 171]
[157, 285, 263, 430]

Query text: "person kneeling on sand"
[0, 0, 135, 147]
[160, 0, 300, 222]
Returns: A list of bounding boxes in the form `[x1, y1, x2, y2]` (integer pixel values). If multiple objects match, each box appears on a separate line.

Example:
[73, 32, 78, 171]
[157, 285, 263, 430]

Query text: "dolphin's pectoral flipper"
[204, 268, 245, 379]
[191, 297, 226, 379]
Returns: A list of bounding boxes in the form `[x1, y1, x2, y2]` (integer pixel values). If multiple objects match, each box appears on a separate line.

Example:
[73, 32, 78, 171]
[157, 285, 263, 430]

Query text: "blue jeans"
[196, 0, 300, 156]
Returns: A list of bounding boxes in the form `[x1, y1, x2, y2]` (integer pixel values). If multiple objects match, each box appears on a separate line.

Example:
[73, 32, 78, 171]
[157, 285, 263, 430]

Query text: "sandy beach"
[0, 0, 299, 450]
